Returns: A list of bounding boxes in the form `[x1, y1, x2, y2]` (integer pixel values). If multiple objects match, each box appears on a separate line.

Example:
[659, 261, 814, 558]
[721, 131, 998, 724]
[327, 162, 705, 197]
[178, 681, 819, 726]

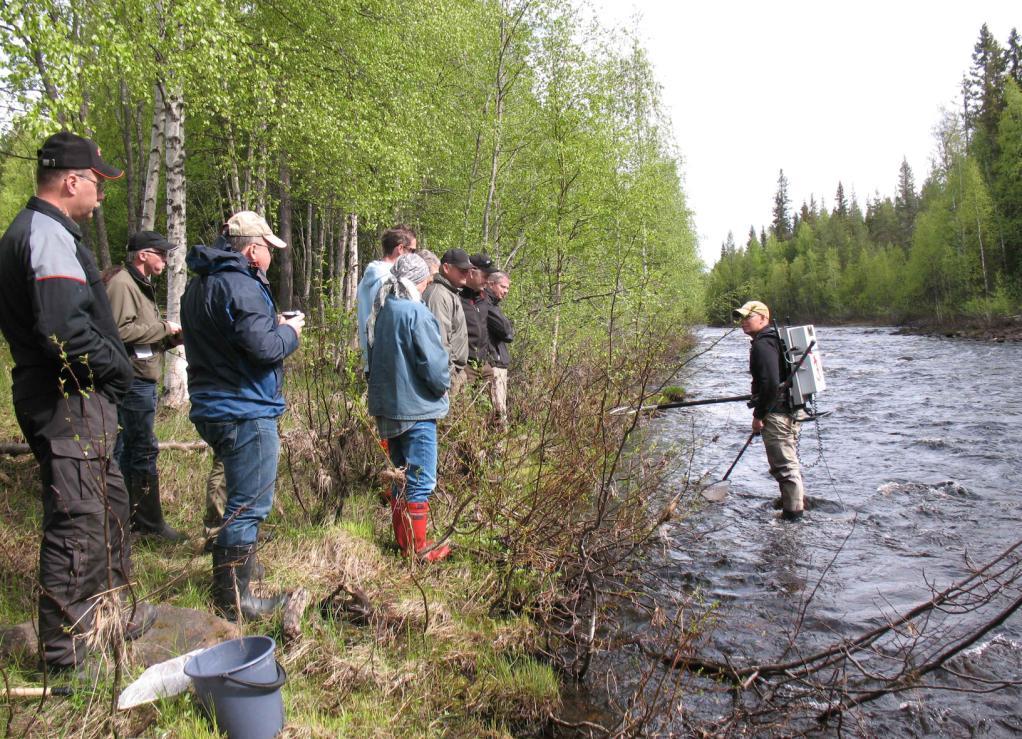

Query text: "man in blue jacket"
[367, 254, 451, 562]
[181, 211, 305, 619]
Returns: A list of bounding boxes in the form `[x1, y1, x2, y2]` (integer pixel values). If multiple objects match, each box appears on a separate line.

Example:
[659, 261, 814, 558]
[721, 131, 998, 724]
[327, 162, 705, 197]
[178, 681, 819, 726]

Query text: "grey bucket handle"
[219, 660, 286, 691]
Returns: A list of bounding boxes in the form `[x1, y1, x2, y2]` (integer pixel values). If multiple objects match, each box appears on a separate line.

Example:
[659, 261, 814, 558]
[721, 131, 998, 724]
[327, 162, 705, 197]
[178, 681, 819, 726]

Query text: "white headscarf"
[366, 253, 429, 349]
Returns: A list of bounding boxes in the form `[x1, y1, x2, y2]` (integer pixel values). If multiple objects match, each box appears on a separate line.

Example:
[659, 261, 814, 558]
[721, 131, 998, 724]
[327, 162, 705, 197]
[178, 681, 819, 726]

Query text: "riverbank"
[0, 321, 686, 736]
[893, 314, 1022, 342]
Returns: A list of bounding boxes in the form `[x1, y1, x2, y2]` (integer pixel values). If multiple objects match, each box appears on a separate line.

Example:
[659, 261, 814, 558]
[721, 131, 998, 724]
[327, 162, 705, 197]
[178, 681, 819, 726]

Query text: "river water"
[609, 326, 1022, 736]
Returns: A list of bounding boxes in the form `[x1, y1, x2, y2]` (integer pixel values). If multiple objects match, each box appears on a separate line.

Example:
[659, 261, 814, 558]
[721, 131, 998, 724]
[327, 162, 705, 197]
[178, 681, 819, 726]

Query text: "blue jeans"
[387, 420, 438, 504]
[115, 378, 159, 479]
[194, 417, 280, 547]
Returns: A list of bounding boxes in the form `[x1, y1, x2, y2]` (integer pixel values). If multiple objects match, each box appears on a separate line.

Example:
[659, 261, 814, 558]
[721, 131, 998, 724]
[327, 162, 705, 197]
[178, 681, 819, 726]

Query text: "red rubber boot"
[407, 502, 451, 563]
[391, 498, 411, 555]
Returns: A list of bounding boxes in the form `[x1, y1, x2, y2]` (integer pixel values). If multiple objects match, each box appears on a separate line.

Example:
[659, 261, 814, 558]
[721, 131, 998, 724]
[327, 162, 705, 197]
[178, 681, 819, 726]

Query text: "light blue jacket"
[356, 260, 392, 373]
[367, 296, 450, 421]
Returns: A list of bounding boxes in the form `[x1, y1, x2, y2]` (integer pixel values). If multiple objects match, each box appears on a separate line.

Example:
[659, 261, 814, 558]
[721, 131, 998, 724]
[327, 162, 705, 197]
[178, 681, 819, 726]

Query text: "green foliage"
[705, 25, 1021, 324]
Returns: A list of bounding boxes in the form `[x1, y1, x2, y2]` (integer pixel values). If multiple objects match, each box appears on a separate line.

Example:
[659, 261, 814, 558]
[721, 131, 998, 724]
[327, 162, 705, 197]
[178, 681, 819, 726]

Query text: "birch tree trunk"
[314, 207, 326, 324]
[140, 83, 165, 231]
[337, 215, 350, 310]
[118, 80, 138, 234]
[326, 210, 336, 308]
[162, 85, 189, 407]
[92, 205, 112, 269]
[344, 214, 359, 312]
[301, 203, 314, 308]
[277, 161, 294, 310]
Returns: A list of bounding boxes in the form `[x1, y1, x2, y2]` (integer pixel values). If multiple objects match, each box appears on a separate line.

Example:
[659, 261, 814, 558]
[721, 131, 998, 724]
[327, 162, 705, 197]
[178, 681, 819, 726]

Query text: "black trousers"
[14, 391, 132, 669]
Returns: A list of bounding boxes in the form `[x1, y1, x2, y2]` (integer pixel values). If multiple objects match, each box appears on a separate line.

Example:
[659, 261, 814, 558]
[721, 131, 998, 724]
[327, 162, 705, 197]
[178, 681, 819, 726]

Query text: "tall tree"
[771, 169, 791, 241]
[894, 157, 918, 249]
[1006, 28, 1021, 86]
[964, 24, 1008, 170]
[833, 181, 848, 219]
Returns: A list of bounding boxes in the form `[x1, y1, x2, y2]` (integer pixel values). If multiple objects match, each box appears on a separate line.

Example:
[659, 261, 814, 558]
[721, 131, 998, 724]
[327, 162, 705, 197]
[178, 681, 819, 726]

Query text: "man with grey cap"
[106, 231, 185, 541]
[423, 248, 470, 396]
[735, 300, 804, 521]
[0, 131, 153, 670]
[181, 211, 304, 620]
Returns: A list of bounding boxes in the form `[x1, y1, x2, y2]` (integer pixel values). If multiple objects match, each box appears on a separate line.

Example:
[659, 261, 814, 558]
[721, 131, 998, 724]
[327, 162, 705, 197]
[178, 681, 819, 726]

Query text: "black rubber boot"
[211, 545, 286, 621]
[131, 474, 185, 542]
[124, 602, 158, 640]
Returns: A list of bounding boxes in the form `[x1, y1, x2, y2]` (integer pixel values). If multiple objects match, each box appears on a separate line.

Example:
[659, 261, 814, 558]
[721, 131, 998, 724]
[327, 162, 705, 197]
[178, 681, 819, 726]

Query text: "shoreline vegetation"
[0, 0, 705, 732]
[0, 315, 704, 736]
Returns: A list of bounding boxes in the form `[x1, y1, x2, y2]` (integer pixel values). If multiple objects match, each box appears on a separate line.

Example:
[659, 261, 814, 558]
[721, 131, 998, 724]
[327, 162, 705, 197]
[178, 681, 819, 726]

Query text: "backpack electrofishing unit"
[776, 321, 827, 416]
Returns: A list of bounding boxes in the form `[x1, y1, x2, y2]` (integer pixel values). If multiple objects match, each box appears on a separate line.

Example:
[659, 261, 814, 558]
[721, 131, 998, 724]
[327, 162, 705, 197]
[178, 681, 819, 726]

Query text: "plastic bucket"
[184, 636, 286, 739]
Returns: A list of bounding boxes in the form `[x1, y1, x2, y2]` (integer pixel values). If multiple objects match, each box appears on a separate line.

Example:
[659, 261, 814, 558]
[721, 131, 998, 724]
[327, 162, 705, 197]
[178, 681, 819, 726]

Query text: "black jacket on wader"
[749, 326, 792, 419]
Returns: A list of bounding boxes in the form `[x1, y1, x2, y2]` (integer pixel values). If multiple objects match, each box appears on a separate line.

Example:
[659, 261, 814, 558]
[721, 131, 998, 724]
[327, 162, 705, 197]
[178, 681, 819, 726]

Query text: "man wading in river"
[735, 300, 805, 522]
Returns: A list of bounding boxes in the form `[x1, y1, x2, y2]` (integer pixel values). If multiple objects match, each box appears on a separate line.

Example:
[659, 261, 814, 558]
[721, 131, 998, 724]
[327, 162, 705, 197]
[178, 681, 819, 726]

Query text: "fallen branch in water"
[636, 536, 1022, 733]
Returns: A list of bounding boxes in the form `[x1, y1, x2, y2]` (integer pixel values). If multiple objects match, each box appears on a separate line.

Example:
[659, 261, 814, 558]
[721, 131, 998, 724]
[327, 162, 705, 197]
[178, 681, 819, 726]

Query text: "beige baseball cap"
[225, 211, 287, 248]
[734, 300, 770, 319]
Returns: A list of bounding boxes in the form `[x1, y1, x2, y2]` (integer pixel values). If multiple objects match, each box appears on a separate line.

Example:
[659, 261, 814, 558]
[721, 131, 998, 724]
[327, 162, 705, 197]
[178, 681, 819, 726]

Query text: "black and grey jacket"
[0, 197, 132, 402]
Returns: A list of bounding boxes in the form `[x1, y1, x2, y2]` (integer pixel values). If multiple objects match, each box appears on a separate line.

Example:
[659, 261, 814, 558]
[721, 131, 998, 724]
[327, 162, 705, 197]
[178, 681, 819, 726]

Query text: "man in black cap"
[461, 253, 497, 386]
[0, 131, 154, 670]
[424, 248, 470, 396]
[105, 231, 185, 541]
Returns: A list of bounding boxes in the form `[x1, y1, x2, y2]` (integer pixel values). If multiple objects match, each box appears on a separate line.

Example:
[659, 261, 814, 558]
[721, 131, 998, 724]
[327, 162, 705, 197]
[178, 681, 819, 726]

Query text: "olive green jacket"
[105, 265, 176, 382]
[423, 272, 468, 369]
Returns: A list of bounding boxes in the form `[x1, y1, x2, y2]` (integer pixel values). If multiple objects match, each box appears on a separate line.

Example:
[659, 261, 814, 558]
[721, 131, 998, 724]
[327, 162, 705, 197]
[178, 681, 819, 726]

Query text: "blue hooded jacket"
[181, 241, 299, 421]
[367, 296, 450, 421]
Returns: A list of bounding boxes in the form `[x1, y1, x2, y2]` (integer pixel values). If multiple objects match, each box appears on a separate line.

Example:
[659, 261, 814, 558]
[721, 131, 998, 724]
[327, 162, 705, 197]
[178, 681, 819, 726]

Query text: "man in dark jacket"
[736, 300, 804, 521]
[0, 132, 153, 670]
[106, 231, 184, 541]
[484, 271, 513, 426]
[181, 211, 304, 620]
[461, 253, 496, 385]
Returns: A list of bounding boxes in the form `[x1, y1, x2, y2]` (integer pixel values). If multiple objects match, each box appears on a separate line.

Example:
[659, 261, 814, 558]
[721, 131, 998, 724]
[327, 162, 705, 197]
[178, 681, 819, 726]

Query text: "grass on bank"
[0, 306, 702, 737]
[0, 398, 561, 738]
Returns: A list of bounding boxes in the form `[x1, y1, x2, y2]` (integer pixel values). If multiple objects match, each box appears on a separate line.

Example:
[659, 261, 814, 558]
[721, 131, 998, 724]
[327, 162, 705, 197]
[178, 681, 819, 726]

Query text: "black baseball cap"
[128, 231, 177, 253]
[441, 248, 473, 270]
[470, 253, 498, 274]
[37, 131, 123, 179]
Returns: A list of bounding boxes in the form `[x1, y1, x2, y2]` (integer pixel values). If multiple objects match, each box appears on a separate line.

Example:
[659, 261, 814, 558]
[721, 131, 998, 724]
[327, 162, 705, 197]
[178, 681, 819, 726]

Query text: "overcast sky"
[588, 0, 1019, 267]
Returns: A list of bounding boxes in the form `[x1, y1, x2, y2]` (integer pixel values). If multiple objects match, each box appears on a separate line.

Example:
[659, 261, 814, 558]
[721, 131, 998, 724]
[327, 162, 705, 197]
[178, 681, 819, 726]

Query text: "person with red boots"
[366, 253, 452, 562]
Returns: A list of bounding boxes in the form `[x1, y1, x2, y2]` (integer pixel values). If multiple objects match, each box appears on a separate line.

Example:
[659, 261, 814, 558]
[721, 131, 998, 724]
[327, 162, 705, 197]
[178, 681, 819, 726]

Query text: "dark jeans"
[114, 378, 159, 479]
[15, 391, 132, 669]
[194, 417, 280, 547]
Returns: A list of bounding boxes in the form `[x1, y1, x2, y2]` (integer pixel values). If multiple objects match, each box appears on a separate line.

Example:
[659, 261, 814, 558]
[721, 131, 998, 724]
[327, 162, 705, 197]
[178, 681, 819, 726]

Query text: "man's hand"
[166, 320, 182, 334]
[752, 417, 764, 434]
[283, 313, 305, 338]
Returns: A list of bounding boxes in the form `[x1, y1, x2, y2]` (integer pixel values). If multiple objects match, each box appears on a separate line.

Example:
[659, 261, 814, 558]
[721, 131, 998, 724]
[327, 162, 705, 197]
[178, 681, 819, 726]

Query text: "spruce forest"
[705, 24, 1022, 326]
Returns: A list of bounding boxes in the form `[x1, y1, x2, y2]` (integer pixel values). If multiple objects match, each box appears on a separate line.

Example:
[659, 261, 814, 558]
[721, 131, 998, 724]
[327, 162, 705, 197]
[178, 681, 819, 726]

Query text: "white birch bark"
[344, 214, 359, 312]
[162, 85, 189, 407]
[140, 83, 165, 231]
